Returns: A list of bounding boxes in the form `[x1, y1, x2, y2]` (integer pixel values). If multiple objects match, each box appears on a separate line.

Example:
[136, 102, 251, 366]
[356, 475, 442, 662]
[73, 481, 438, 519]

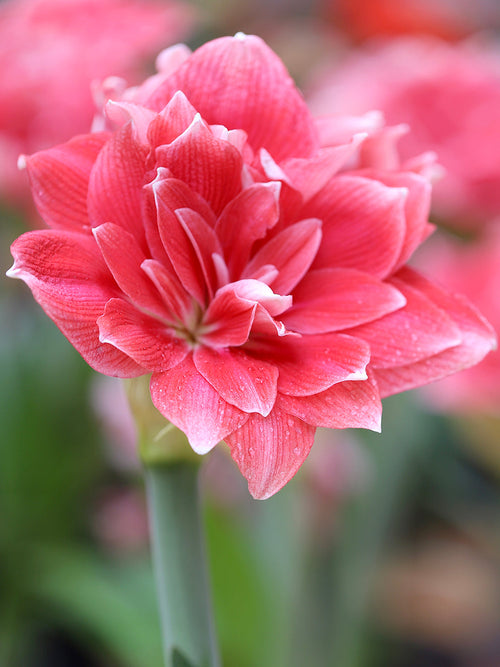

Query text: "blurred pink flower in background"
[8, 35, 495, 499]
[308, 37, 500, 229]
[323, 0, 498, 42]
[416, 227, 500, 415]
[0, 0, 194, 209]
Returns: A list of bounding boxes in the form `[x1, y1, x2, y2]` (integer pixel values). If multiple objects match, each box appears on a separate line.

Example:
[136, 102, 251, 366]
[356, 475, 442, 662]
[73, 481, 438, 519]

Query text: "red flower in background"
[327, 0, 493, 42]
[8, 35, 496, 498]
[0, 0, 193, 207]
[308, 37, 500, 230]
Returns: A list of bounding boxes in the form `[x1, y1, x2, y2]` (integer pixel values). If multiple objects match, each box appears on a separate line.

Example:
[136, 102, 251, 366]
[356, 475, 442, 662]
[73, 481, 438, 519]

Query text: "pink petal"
[258, 333, 370, 396]
[97, 298, 188, 372]
[155, 115, 243, 215]
[200, 284, 257, 347]
[147, 90, 198, 148]
[8, 230, 143, 377]
[347, 278, 462, 368]
[23, 133, 109, 232]
[150, 355, 249, 454]
[144, 34, 318, 161]
[283, 268, 406, 333]
[215, 182, 281, 278]
[88, 122, 148, 250]
[306, 175, 406, 278]
[282, 135, 366, 202]
[105, 101, 157, 144]
[141, 259, 192, 323]
[375, 268, 497, 397]
[225, 403, 316, 499]
[360, 169, 434, 269]
[194, 347, 278, 416]
[93, 223, 168, 318]
[244, 218, 322, 294]
[143, 173, 216, 267]
[279, 371, 382, 431]
[174, 208, 223, 299]
[153, 185, 213, 305]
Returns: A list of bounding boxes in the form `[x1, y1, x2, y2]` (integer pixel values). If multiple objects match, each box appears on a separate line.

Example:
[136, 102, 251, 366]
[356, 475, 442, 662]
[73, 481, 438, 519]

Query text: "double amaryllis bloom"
[8, 35, 496, 498]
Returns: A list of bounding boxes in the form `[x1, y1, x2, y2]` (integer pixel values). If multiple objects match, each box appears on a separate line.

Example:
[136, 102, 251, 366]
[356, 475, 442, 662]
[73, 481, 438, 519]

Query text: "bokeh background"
[1, 0, 500, 665]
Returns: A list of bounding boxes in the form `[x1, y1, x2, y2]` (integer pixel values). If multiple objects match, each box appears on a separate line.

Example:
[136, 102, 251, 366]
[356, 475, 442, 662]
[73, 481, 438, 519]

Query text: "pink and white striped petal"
[8, 230, 143, 377]
[88, 122, 148, 250]
[194, 346, 278, 416]
[23, 133, 109, 232]
[306, 175, 407, 278]
[97, 298, 188, 372]
[259, 332, 370, 396]
[150, 356, 249, 454]
[93, 223, 169, 319]
[347, 278, 462, 368]
[283, 268, 406, 333]
[225, 403, 316, 499]
[144, 34, 318, 161]
[279, 371, 382, 431]
[244, 218, 322, 295]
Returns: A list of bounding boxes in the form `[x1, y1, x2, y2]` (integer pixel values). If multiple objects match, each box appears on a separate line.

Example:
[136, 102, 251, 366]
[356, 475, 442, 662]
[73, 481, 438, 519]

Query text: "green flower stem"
[145, 462, 220, 667]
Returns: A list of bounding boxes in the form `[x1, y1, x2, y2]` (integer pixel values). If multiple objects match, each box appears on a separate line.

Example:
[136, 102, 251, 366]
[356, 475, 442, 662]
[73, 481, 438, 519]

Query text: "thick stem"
[145, 463, 220, 667]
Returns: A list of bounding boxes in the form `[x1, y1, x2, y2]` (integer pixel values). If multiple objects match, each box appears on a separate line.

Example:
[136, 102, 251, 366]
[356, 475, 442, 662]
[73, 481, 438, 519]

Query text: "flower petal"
[8, 230, 143, 377]
[194, 347, 278, 416]
[88, 121, 148, 249]
[244, 218, 322, 294]
[279, 370, 382, 431]
[23, 133, 109, 232]
[150, 355, 249, 454]
[374, 268, 497, 397]
[144, 34, 318, 160]
[347, 277, 462, 368]
[93, 223, 168, 318]
[97, 298, 188, 372]
[283, 268, 406, 333]
[215, 182, 281, 278]
[257, 332, 370, 396]
[306, 175, 407, 278]
[155, 115, 243, 215]
[200, 283, 257, 347]
[225, 403, 316, 499]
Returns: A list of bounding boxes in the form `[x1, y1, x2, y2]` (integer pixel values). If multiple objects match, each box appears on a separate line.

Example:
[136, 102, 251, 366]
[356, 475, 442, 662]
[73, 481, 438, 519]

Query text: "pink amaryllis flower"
[8, 35, 496, 498]
[0, 0, 193, 207]
[307, 37, 500, 229]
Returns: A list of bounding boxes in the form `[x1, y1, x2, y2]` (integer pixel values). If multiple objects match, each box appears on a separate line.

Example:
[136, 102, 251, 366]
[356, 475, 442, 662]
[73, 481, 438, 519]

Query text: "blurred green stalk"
[145, 463, 220, 667]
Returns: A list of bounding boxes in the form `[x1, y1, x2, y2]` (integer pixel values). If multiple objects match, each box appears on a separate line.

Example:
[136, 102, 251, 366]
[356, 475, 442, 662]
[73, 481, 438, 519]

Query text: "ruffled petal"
[23, 133, 109, 232]
[194, 346, 278, 416]
[87, 122, 148, 249]
[97, 298, 188, 372]
[144, 34, 318, 161]
[93, 223, 169, 318]
[283, 268, 406, 333]
[215, 182, 281, 278]
[374, 268, 497, 397]
[150, 355, 249, 454]
[360, 169, 434, 270]
[306, 175, 407, 278]
[257, 332, 370, 396]
[279, 370, 382, 431]
[225, 402, 316, 499]
[8, 230, 143, 377]
[244, 218, 322, 294]
[348, 277, 462, 368]
[200, 283, 257, 347]
[155, 114, 243, 215]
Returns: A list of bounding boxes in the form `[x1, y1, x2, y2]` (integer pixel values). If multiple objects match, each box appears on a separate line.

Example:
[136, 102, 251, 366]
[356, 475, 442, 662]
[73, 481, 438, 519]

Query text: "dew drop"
[293, 446, 302, 456]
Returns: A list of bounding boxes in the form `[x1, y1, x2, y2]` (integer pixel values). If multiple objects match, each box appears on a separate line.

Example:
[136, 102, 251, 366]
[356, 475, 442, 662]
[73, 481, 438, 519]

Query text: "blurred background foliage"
[1, 0, 500, 665]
